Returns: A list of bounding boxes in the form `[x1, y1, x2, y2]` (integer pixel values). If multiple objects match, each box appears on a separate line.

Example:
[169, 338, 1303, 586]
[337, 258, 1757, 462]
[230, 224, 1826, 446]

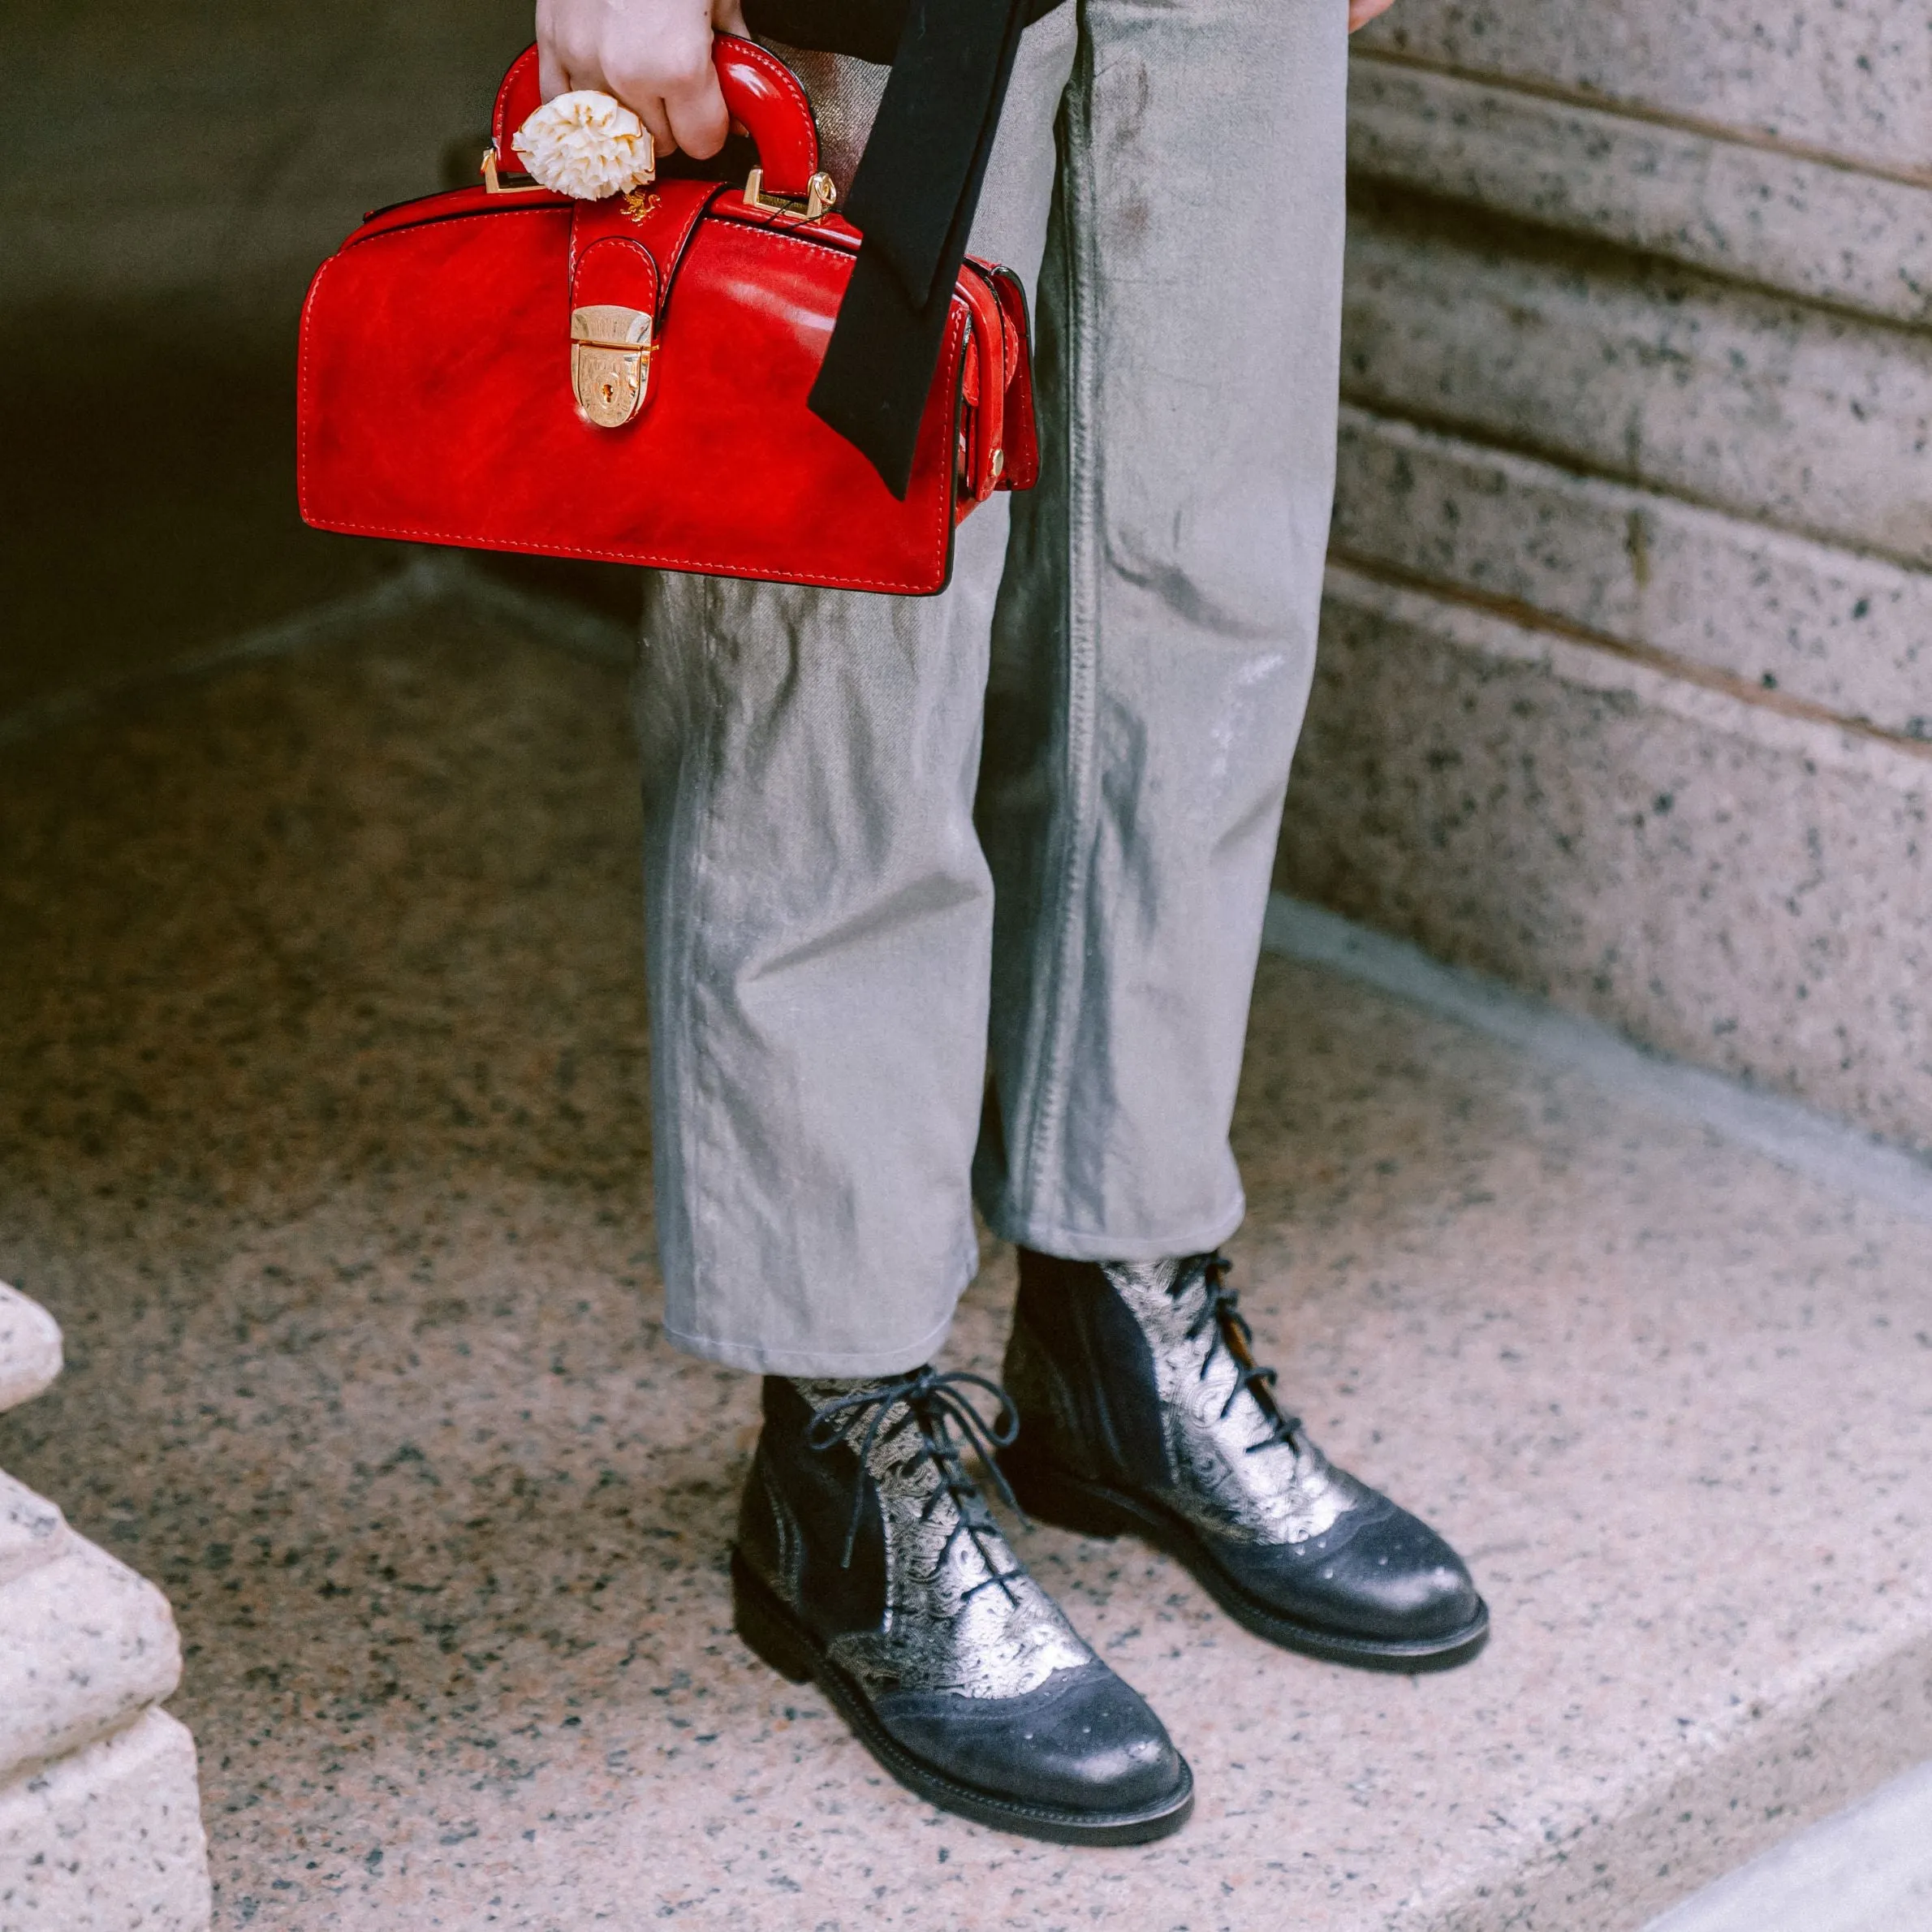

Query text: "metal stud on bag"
[570, 305, 654, 428]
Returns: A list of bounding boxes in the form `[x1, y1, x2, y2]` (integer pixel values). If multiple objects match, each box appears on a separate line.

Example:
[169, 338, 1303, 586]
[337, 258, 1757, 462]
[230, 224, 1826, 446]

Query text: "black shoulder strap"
[810, 0, 1034, 497]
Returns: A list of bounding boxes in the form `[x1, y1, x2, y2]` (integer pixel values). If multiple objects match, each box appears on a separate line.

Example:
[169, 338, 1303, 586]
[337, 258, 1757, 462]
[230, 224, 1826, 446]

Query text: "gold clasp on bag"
[743, 166, 837, 222]
[481, 147, 550, 195]
[571, 305, 656, 428]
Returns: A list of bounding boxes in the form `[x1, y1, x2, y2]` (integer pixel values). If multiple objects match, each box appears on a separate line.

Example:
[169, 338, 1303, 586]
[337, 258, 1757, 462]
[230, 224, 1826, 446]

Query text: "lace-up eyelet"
[803, 1367, 1030, 1598]
[1175, 1254, 1303, 1454]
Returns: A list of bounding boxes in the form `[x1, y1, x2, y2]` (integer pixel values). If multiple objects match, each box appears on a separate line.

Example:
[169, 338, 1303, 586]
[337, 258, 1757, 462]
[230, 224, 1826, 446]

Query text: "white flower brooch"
[511, 91, 658, 200]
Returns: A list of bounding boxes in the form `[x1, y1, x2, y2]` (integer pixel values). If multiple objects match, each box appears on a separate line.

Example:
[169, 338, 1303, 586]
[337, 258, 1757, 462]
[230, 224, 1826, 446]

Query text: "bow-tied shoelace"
[804, 1367, 1030, 1603]
[1180, 1254, 1305, 1456]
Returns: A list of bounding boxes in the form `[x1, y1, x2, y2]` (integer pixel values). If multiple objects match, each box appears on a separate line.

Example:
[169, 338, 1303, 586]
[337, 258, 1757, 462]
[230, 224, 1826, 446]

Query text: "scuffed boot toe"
[1215, 1497, 1488, 1654]
[874, 1662, 1191, 1820]
[1331, 1507, 1483, 1641]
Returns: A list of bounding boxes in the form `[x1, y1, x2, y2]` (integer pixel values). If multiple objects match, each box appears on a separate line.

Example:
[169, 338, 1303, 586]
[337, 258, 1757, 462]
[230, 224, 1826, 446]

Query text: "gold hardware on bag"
[481, 148, 549, 195]
[743, 167, 836, 222]
[571, 306, 656, 428]
[484, 128, 657, 196]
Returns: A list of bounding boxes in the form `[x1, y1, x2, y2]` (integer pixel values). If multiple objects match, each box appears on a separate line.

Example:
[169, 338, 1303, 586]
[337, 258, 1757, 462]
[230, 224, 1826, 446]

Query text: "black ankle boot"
[732, 1367, 1193, 1844]
[1000, 1251, 1489, 1671]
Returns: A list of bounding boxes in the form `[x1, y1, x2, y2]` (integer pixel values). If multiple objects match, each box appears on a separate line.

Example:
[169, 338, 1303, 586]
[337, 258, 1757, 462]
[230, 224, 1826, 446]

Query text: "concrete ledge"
[1644, 1756, 1932, 1932]
[1468, 1624, 1932, 1929]
[1333, 405, 1932, 740]
[1357, 1, 1928, 180]
[1348, 56, 1932, 326]
[1343, 190, 1932, 567]
[0, 1711, 211, 1932]
[1281, 564, 1932, 1151]
[1263, 891, 1932, 1230]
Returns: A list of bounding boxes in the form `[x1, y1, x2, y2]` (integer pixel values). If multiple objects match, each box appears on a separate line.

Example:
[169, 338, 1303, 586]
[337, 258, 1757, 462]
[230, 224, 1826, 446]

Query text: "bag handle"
[489, 36, 826, 205]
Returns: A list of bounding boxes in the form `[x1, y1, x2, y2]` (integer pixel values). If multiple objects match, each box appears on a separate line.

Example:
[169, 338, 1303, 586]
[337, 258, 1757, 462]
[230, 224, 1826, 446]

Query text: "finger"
[604, 28, 718, 158]
[597, 57, 684, 153]
[665, 65, 731, 159]
[535, 0, 562, 98]
[1348, 0, 1397, 28]
[597, 76, 676, 156]
[714, 0, 748, 35]
[554, 48, 673, 151]
[546, 35, 604, 99]
[635, 97, 679, 156]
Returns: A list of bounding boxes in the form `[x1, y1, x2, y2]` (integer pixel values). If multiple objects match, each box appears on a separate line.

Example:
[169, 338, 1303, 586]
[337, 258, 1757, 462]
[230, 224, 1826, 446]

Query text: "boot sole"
[1002, 1453, 1490, 1674]
[730, 1550, 1195, 1845]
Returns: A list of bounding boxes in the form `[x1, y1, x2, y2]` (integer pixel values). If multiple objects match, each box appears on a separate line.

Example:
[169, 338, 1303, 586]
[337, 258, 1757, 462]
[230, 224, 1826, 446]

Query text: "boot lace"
[804, 1367, 1029, 1602]
[1181, 1254, 1304, 1455]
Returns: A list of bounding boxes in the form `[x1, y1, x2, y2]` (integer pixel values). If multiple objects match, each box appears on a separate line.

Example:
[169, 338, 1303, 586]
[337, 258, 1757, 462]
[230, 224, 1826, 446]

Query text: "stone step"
[1346, 56, 1932, 328]
[1318, 0, 1932, 1171]
[1280, 563, 1932, 1154]
[1341, 188, 1932, 569]
[0, 1710, 211, 1932]
[2, 597, 1928, 1929]
[1332, 403, 1932, 742]
[1643, 1757, 1932, 1932]
[1354, 0, 1923, 179]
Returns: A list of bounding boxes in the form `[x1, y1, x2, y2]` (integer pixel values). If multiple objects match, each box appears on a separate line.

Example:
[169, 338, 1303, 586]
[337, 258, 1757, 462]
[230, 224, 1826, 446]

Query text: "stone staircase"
[2, 580, 1928, 1930]
[1280, 0, 1932, 1154]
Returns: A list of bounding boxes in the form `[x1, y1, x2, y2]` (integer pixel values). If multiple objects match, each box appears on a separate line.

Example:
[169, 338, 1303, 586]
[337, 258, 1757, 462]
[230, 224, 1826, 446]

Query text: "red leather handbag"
[297, 37, 1037, 596]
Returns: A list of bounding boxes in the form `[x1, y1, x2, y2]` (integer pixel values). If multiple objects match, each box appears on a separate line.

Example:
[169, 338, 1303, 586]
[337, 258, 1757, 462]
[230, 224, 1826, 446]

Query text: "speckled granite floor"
[2, 596, 1929, 1932]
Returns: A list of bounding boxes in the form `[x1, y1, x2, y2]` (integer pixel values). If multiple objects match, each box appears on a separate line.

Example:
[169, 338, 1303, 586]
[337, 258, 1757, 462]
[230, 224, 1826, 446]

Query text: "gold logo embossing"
[620, 189, 662, 226]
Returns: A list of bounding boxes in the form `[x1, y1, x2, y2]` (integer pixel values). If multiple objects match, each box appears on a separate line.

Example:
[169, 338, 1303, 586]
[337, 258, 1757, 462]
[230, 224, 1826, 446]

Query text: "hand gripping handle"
[490, 36, 823, 201]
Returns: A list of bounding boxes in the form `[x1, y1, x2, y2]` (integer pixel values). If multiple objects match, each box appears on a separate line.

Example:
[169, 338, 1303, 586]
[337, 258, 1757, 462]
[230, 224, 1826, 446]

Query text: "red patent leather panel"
[572, 180, 718, 310]
[567, 183, 707, 295]
[356, 182, 564, 241]
[571, 230, 661, 321]
[301, 201, 969, 590]
[491, 48, 542, 171]
[984, 265, 1040, 493]
[954, 269, 1006, 508]
[302, 41, 1033, 597]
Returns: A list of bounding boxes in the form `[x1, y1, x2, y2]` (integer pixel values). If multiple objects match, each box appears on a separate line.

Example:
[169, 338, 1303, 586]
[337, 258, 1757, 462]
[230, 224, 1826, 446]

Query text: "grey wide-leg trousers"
[634, 0, 1348, 1374]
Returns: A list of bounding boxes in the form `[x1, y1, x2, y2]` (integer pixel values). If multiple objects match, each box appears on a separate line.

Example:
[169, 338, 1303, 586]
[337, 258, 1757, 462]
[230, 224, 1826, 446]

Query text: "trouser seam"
[1011, 10, 1101, 1236]
[664, 591, 727, 1322]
